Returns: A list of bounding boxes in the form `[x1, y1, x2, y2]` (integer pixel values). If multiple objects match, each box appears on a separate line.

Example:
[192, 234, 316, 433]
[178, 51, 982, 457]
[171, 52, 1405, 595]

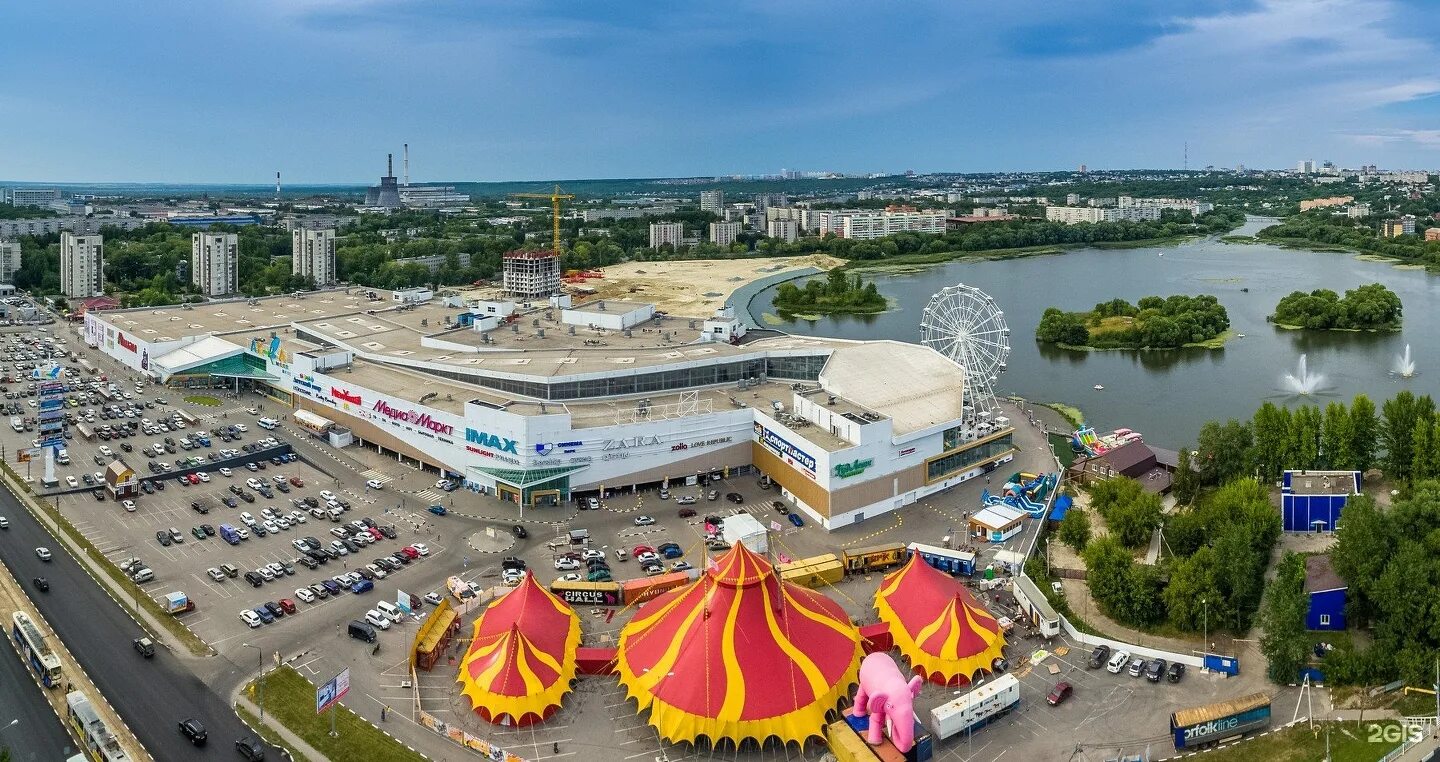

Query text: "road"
[0, 629, 76, 761]
[0, 486, 279, 760]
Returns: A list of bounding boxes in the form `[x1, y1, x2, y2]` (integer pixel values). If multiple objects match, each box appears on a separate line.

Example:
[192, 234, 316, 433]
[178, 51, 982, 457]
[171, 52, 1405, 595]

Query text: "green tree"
[1172, 445, 1199, 504]
[1348, 394, 1380, 471]
[1161, 546, 1219, 630]
[1057, 507, 1091, 551]
[1258, 552, 1312, 683]
[1251, 402, 1289, 480]
[1381, 391, 1435, 481]
[1195, 419, 1254, 485]
[1321, 401, 1354, 469]
[1106, 490, 1163, 548]
[1330, 494, 1392, 624]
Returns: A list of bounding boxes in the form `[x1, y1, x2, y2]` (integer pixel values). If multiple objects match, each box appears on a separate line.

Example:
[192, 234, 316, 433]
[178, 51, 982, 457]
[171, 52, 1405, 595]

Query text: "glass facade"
[926, 431, 1016, 482]
[315, 347, 830, 402]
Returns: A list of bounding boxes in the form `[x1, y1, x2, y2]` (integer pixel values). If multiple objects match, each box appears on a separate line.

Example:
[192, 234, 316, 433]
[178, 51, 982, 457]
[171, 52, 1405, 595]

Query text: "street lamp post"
[1202, 598, 1209, 658]
[243, 643, 264, 721]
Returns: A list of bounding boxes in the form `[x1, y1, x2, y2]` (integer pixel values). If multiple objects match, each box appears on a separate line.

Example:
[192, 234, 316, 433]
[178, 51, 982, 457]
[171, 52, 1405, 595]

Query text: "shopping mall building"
[80, 288, 1015, 529]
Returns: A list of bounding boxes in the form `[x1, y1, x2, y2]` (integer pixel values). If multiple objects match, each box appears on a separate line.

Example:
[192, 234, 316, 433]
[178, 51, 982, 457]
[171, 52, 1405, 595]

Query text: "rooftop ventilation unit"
[537, 328, 545, 338]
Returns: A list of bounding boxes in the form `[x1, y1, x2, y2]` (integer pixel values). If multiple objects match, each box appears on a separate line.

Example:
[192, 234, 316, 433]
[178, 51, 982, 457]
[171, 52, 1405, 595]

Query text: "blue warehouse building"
[1281, 469, 1361, 533]
[1304, 554, 1347, 631]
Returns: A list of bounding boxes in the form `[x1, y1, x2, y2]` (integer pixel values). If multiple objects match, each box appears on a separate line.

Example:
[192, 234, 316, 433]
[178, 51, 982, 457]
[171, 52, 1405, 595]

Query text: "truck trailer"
[1170, 693, 1271, 749]
[928, 674, 1020, 741]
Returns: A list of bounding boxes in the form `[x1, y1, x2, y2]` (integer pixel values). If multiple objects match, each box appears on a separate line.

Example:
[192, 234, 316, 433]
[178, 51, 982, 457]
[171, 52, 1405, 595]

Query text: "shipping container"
[826, 721, 882, 762]
[929, 674, 1020, 741]
[1170, 693, 1271, 749]
[906, 542, 976, 576]
[778, 554, 844, 588]
[841, 543, 908, 574]
[551, 580, 622, 606]
[619, 572, 690, 605]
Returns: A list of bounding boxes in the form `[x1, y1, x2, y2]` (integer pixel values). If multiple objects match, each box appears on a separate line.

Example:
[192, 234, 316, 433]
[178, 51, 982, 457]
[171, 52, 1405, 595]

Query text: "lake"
[751, 218, 1440, 448]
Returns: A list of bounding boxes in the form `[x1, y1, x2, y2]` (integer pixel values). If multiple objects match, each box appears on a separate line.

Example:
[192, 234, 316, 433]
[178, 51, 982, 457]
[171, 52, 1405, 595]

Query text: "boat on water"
[1093, 384, 1104, 390]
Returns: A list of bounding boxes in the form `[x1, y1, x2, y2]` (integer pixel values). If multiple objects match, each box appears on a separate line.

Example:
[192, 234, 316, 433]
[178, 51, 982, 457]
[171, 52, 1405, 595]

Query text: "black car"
[512, 524, 528, 539]
[153, 479, 164, 491]
[298, 556, 318, 570]
[356, 568, 375, 581]
[360, 517, 377, 529]
[120, 442, 133, 452]
[178, 718, 207, 746]
[200, 524, 215, 536]
[134, 637, 156, 657]
[340, 538, 360, 553]
[262, 601, 284, 619]
[1145, 658, 1168, 682]
[91, 489, 105, 501]
[1166, 662, 1187, 683]
[228, 485, 243, 496]
[244, 572, 263, 587]
[238, 492, 254, 503]
[389, 551, 411, 565]
[223, 497, 238, 509]
[191, 501, 209, 514]
[32, 577, 49, 592]
[305, 550, 329, 565]
[140, 480, 154, 494]
[378, 525, 397, 539]
[726, 492, 744, 504]
[235, 735, 265, 761]
[1087, 644, 1111, 669]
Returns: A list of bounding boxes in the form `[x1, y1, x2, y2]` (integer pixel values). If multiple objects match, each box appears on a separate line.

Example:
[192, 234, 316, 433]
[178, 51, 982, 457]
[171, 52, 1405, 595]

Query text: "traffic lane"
[0, 631, 77, 761]
[0, 488, 278, 759]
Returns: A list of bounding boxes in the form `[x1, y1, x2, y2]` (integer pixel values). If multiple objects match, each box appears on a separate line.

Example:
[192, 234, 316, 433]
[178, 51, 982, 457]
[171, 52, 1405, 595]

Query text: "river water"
[751, 218, 1440, 448]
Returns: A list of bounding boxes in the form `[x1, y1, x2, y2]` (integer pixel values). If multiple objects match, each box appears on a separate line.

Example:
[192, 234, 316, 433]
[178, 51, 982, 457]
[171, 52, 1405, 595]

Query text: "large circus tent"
[874, 554, 1007, 686]
[615, 543, 862, 746]
[456, 571, 582, 726]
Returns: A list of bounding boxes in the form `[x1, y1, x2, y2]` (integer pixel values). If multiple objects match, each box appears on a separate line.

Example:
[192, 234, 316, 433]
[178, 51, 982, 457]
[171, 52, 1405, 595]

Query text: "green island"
[771, 270, 886, 315]
[1034, 294, 1230, 349]
[1269, 283, 1402, 331]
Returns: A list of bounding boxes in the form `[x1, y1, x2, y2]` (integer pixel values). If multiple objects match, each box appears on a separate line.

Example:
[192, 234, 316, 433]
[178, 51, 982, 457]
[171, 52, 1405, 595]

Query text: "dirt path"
[583, 254, 843, 317]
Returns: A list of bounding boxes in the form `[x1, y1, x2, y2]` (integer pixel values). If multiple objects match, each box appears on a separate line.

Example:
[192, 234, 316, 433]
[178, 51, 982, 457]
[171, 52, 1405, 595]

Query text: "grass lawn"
[1198, 721, 1404, 762]
[236, 705, 314, 762]
[251, 667, 423, 762]
[184, 394, 222, 407]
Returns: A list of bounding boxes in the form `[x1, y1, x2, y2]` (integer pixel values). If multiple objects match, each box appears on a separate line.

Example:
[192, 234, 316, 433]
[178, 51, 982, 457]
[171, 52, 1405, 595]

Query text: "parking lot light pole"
[243, 643, 264, 721]
[1201, 598, 1208, 658]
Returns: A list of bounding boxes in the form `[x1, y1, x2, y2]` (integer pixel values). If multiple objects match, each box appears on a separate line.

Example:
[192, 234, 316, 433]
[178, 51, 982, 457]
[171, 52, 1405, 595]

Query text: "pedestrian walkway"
[360, 469, 394, 484]
[412, 488, 443, 503]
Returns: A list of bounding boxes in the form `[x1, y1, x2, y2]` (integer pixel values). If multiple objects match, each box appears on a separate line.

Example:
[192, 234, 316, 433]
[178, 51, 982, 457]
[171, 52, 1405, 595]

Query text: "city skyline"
[2, 0, 1439, 183]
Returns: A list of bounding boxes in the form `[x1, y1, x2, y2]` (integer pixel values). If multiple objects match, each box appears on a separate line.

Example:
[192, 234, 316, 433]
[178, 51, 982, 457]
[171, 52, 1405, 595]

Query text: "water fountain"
[1283, 354, 1326, 395]
[1394, 344, 1417, 378]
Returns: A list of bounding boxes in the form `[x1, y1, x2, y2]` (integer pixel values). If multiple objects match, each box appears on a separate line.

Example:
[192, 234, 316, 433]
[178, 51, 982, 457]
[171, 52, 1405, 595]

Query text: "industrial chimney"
[387, 153, 394, 179]
[403, 144, 409, 187]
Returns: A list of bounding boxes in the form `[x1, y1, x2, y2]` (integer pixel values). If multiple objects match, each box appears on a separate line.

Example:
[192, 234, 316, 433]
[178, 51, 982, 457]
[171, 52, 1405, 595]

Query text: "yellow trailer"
[778, 554, 844, 588]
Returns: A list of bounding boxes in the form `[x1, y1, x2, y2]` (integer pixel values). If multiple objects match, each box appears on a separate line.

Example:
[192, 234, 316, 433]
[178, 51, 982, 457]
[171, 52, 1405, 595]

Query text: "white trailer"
[1011, 574, 1061, 638]
[929, 673, 1021, 741]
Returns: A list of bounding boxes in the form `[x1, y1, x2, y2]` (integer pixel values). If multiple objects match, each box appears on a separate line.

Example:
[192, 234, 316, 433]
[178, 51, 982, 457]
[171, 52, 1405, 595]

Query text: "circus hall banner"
[417, 710, 526, 762]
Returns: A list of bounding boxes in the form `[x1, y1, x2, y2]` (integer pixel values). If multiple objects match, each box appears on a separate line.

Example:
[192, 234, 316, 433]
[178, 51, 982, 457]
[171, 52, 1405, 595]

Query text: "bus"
[12, 611, 62, 688]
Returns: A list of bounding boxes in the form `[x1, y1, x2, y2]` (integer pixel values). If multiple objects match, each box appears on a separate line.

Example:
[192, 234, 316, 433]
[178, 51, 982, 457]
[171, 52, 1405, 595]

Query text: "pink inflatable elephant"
[852, 652, 923, 752]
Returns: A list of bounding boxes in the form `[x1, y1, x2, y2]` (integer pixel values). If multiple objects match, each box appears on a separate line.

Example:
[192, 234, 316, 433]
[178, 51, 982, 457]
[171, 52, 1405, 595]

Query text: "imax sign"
[372, 400, 455, 436]
[466, 429, 518, 454]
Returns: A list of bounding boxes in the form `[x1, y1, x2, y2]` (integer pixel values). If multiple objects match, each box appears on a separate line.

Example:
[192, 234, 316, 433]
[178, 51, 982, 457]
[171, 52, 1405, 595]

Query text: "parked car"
[1106, 650, 1130, 674]
[1166, 662, 1187, 683]
[633, 515, 656, 526]
[1127, 657, 1146, 677]
[726, 492, 744, 503]
[1087, 644, 1111, 669]
[787, 513, 805, 527]
[1046, 681, 1073, 706]
[1145, 658, 1168, 682]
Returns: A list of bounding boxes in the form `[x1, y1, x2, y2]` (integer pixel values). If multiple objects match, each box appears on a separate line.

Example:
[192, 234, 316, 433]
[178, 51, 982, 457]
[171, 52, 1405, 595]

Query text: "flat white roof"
[818, 340, 966, 435]
[153, 335, 241, 371]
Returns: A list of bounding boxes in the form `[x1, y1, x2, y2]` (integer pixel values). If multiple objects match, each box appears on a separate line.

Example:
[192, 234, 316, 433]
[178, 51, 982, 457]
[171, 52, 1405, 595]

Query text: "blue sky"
[3, 0, 1440, 183]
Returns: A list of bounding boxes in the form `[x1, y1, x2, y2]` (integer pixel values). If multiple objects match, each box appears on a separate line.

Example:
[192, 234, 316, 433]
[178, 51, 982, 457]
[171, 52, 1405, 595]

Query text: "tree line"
[1259, 214, 1440, 267]
[1270, 283, 1402, 331]
[771, 270, 885, 314]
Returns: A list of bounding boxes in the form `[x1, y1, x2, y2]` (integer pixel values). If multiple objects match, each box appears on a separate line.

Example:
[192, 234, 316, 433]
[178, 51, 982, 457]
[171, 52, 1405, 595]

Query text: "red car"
[632, 544, 655, 557]
[677, 508, 697, 518]
[367, 527, 383, 542]
[1046, 681, 1072, 706]
[400, 546, 420, 559]
[289, 476, 304, 487]
[278, 598, 297, 615]
[187, 474, 200, 485]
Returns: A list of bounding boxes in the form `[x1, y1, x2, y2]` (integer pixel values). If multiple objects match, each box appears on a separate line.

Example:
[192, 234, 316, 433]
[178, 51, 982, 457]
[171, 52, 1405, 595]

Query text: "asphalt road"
[0, 629, 76, 761]
[0, 486, 279, 760]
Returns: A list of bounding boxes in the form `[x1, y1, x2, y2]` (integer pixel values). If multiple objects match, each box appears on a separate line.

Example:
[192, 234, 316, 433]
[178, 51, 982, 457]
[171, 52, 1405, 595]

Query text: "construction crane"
[509, 185, 575, 256]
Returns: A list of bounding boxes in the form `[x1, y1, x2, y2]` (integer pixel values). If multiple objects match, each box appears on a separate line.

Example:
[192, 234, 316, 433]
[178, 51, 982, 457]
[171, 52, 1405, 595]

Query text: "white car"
[633, 515, 656, 526]
[233, 423, 247, 432]
[365, 610, 391, 629]
[635, 552, 659, 565]
[365, 479, 384, 490]
[218, 467, 232, 477]
[291, 539, 310, 552]
[556, 573, 581, 582]
[272, 475, 286, 485]
[319, 490, 336, 502]
[247, 478, 263, 490]
[276, 516, 292, 530]
[239, 610, 263, 628]
[240, 512, 256, 525]
[122, 500, 136, 512]
[294, 587, 316, 603]
[65, 475, 78, 488]
[35, 547, 52, 561]
[257, 567, 275, 582]
[365, 563, 387, 579]
[260, 508, 277, 521]
[409, 543, 430, 556]
[196, 472, 210, 482]
[206, 567, 226, 582]
[582, 549, 605, 561]
[1107, 650, 1132, 674]
[97, 445, 113, 457]
[262, 520, 280, 534]
[290, 511, 308, 524]
[329, 541, 349, 556]
[423, 592, 443, 606]
[554, 558, 581, 571]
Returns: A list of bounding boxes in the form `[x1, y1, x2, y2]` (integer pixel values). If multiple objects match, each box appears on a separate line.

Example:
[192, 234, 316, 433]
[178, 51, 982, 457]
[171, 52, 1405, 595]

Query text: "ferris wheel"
[920, 283, 1011, 426]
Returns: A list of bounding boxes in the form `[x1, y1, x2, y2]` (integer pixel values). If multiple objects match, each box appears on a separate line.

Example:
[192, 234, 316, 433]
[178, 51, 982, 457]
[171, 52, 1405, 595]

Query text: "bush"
[1057, 507, 1091, 551]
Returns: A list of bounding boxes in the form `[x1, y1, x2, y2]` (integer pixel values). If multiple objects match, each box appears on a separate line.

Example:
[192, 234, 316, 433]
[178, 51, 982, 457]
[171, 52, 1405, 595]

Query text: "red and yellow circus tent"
[456, 571, 581, 726]
[616, 543, 861, 746]
[874, 554, 1007, 686]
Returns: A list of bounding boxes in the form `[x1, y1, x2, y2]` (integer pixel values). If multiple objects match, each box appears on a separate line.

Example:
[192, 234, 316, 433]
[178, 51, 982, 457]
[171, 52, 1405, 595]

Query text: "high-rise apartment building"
[700, 190, 724, 213]
[502, 251, 561, 299]
[191, 232, 239, 296]
[649, 222, 684, 249]
[766, 219, 799, 243]
[60, 232, 104, 298]
[812, 208, 948, 240]
[1297, 160, 1316, 174]
[1065, 193, 1081, 205]
[0, 240, 20, 284]
[709, 221, 742, 247]
[292, 229, 337, 286]
[5, 188, 60, 207]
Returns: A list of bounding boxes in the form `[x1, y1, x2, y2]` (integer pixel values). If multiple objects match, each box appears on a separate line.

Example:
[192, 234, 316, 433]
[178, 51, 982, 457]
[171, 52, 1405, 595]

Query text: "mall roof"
[152, 335, 243, 374]
[818, 340, 966, 435]
[97, 290, 377, 340]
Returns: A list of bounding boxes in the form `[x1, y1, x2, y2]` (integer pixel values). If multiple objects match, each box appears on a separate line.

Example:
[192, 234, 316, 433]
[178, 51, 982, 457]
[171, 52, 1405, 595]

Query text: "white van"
[56, 449, 70, 465]
[375, 600, 404, 623]
[257, 417, 278, 430]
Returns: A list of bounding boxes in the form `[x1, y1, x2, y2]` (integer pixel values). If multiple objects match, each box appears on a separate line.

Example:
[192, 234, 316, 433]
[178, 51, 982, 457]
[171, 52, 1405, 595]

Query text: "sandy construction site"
[578, 254, 842, 317]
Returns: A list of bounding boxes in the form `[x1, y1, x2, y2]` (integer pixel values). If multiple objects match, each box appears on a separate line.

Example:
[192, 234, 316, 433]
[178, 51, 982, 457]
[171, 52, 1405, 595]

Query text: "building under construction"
[364, 154, 402, 209]
[502, 250, 560, 299]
